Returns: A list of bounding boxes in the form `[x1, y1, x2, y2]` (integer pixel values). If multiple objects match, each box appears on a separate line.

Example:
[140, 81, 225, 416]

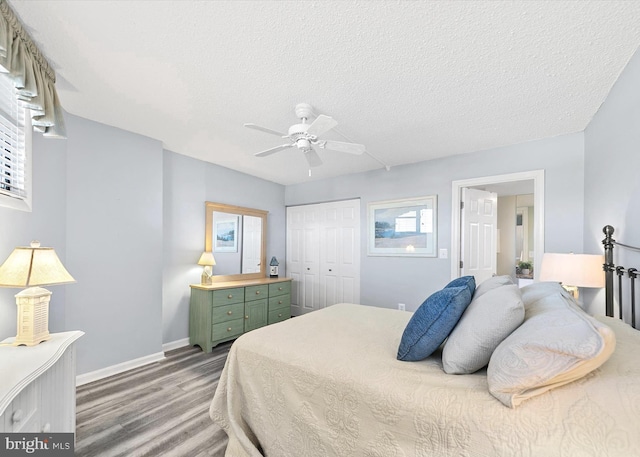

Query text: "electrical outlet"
[398, 303, 406, 311]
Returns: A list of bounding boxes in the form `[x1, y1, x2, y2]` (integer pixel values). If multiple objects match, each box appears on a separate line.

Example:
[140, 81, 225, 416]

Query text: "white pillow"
[473, 275, 514, 299]
[487, 282, 616, 408]
[442, 284, 524, 374]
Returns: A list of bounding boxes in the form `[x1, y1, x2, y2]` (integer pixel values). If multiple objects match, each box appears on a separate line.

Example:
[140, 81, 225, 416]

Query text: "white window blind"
[0, 73, 26, 201]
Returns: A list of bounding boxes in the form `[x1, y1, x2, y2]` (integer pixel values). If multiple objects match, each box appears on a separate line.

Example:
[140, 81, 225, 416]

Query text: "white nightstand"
[0, 331, 83, 433]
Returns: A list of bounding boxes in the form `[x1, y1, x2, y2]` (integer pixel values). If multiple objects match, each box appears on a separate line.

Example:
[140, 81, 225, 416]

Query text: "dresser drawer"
[212, 319, 244, 341]
[269, 281, 291, 297]
[268, 308, 290, 325]
[269, 294, 290, 311]
[245, 285, 269, 301]
[212, 302, 244, 323]
[212, 288, 245, 306]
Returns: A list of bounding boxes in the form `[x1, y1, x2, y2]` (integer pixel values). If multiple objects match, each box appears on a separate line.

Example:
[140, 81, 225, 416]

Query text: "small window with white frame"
[0, 73, 31, 212]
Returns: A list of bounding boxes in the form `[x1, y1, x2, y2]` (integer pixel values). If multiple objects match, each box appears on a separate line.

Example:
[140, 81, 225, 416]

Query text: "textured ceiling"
[8, 0, 640, 185]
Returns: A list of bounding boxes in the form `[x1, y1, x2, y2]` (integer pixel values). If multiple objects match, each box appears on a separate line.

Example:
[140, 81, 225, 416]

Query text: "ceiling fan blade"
[318, 140, 366, 155]
[254, 144, 293, 157]
[306, 114, 338, 136]
[303, 148, 323, 167]
[244, 123, 287, 137]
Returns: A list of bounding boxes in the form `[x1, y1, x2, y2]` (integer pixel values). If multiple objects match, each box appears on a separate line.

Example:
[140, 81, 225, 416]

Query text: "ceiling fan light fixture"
[296, 138, 311, 150]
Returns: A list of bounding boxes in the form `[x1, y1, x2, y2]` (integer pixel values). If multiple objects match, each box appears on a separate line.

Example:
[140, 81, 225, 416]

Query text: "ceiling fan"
[244, 103, 366, 168]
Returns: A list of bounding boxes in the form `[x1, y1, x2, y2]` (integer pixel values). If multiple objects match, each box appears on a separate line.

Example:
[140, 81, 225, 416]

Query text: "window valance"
[0, 0, 65, 138]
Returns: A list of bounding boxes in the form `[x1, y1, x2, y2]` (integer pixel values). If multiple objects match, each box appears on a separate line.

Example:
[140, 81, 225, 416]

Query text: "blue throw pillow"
[397, 285, 473, 361]
[444, 275, 476, 297]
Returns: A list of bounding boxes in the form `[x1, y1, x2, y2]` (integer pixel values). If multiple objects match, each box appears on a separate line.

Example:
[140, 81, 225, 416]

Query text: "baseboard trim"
[76, 351, 166, 386]
[162, 337, 190, 352]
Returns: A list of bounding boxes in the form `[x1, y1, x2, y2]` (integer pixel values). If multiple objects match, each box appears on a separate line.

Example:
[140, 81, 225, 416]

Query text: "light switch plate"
[439, 248, 448, 259]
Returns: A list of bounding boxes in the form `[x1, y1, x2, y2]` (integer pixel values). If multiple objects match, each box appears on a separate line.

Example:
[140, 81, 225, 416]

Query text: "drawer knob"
[227, 310, 233, 315]
[278, 313, 283, 317]
[278, 287, 283, 290]
[245, 315, 249, 319]
[42, 423, 51, 433]
[12, 409, 23, 423]
[228, 294, 233, 299]
[256, 290, 261, 295]
[278, 300, 282, 304]
[227, 327, 232, 332]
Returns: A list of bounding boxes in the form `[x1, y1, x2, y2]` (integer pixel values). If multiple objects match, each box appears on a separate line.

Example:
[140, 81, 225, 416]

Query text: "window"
[0, 73, 31, 212]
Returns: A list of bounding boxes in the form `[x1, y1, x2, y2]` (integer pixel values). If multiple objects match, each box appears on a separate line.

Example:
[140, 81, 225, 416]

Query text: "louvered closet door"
[287, 199, 360, 316]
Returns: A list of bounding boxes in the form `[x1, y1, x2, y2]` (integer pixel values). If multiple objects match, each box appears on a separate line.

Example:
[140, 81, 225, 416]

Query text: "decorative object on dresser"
[0, 241, 76, 346]
[197, 251, 216, 286]
[269, 256, 279, 278]
[190, 278, 292, 353]
[0, 331, 83, 434]
[539, 252, 605, 301]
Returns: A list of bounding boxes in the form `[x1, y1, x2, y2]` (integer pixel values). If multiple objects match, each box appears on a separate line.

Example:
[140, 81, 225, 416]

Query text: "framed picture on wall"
[214, 217, 238, 252]
[367, 195, 437, 257]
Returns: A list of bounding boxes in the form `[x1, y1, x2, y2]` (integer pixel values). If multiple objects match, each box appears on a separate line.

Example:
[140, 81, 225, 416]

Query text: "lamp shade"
[197, 251, 216, 266]
[0, 241, 75, 288]
[539, 253, 605, 288]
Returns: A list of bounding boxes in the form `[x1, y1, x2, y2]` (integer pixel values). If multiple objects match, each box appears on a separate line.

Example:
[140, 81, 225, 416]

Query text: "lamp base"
[201, 272, 213, 286]
[13, 286, 51, 346]
[562, 284, 579, 301]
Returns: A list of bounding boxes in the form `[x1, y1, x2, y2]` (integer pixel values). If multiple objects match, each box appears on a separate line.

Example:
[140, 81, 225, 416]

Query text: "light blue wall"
[583, 46, 640, 316]
[162, 150, 285, 344]
[286, 132, 585, 311]
[64, 114, 165, 374]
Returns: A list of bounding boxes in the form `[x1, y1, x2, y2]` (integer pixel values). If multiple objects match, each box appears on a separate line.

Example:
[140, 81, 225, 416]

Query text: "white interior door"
[241, 216, 262, 273]
[461, 188, 498, 285]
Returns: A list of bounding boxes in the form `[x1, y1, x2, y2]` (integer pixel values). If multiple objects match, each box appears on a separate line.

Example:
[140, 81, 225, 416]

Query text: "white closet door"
[288, 199, 360, 316]
[319, 201, 360, 306]
[287, 205, 320, 315]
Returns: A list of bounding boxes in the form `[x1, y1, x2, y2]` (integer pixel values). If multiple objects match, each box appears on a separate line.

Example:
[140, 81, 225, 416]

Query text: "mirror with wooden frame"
[205, 202, 268, 282]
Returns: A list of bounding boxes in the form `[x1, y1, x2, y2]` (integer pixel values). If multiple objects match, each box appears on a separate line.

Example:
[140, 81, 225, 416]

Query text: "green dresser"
[190, 278, 292, 353]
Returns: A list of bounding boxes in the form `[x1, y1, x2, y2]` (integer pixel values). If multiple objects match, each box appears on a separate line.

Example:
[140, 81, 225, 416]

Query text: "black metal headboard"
[603, 225, 639, 328]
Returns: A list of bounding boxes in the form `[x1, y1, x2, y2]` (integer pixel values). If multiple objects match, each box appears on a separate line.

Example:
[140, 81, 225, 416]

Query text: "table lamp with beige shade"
[539, 252, 605, 301]
[0, 241, 75, 346]
[198, 251, 216, 285]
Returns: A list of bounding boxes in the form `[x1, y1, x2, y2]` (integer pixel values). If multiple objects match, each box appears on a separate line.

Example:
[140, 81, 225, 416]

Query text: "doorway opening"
[451, 170, 545, 283]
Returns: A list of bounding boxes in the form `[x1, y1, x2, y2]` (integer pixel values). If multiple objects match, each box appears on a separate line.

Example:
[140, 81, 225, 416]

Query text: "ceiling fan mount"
[244, 103, 366, 168]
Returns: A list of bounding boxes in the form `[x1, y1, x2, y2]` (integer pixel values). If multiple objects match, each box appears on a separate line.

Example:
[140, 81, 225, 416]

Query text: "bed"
[210, 226, 640, 456]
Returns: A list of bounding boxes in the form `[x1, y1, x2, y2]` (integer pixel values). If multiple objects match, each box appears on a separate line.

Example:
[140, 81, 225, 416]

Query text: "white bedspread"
[210, 303, 640, 456]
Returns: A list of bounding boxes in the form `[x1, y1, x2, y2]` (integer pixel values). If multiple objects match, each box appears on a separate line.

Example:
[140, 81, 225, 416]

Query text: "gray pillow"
[473, 275, 514, 299]
[442, 284, 524, 374]
[487, 283, 615, 408]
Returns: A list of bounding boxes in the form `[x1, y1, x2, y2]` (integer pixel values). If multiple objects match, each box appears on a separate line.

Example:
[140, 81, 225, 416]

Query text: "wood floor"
[75, 343, 231, 457]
